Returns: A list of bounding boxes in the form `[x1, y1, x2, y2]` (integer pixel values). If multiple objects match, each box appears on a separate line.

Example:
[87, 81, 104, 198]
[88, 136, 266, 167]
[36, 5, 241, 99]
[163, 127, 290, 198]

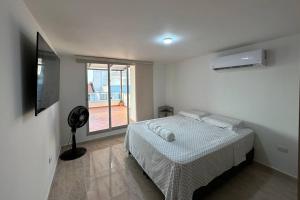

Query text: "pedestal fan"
[60, 106, 89, 161]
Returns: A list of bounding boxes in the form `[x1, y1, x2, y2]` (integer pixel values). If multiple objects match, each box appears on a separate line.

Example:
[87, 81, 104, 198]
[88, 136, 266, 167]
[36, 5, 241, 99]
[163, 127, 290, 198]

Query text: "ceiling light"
[154, 34, 181, 45]
[163, 38, 173, 45]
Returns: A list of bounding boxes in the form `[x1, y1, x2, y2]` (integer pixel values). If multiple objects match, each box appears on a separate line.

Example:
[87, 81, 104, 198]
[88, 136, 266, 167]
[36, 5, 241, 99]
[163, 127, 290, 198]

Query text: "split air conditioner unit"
[211, 49, 267, 70]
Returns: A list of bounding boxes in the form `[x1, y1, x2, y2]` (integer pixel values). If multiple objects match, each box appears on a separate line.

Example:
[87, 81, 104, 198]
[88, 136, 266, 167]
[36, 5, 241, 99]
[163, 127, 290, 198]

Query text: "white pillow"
[202, 114, 243, 130]
[178, 110, 207, 120]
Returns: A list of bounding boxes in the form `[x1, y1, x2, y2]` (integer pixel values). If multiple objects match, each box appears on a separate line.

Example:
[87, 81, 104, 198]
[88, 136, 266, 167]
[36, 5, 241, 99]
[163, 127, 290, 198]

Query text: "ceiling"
[24, 0, 300, 62]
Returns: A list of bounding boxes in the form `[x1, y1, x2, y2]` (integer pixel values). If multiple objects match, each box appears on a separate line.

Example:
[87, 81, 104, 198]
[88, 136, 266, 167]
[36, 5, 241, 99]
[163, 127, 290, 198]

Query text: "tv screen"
[35, 32, 60, 115]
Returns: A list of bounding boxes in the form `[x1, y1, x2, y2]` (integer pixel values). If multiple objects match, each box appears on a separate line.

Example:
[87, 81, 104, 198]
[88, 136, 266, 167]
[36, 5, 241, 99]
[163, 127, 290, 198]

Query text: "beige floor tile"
[49, 135, 297, 200]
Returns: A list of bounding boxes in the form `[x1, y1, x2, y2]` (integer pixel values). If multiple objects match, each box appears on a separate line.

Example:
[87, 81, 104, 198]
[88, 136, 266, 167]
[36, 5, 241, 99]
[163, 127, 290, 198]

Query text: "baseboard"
[79, 132, 125, 145]
[61, 130, 126, 148]
[80, 129, 126, 144]
[45, 147, 61, 200]
[253, 160, 298, 180]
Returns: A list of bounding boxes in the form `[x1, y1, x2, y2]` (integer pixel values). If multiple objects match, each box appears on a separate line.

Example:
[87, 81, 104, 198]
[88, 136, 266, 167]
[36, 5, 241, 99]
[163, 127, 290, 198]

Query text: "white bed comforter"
[124, 115, 254, 200]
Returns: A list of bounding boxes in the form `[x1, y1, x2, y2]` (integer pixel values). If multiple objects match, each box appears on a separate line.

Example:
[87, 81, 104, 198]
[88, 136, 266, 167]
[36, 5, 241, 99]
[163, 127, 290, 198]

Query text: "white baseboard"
[61, 129, 126, 147]
[45, 147, 61, 200]
[253, 159, 298, 180]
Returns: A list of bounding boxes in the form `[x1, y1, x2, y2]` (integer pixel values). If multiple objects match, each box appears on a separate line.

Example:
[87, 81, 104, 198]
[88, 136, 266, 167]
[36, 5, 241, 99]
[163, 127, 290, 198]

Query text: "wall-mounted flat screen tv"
[35, 32, 60, 116]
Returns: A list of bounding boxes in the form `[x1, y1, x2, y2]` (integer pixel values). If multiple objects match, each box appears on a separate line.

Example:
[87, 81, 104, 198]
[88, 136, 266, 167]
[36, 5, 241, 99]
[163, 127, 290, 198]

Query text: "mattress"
[124, 115, 254, 200]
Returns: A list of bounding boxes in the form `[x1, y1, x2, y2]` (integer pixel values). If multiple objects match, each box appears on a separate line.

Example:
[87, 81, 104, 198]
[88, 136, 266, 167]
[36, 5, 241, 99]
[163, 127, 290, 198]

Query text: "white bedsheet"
[124, 115, 254, 200]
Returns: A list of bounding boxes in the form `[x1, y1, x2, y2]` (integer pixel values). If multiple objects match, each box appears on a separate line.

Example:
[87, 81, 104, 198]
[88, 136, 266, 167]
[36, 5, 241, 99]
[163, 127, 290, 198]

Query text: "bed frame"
[192, 148, 254, 199]
[129, 148, 254, 199]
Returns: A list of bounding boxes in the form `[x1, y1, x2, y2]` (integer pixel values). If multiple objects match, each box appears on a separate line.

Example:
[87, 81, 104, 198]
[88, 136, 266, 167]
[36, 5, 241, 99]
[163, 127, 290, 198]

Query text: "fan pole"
[59, 106, 88, 161]
[71, 127, 76, 151]
[59, 127, 87, 161]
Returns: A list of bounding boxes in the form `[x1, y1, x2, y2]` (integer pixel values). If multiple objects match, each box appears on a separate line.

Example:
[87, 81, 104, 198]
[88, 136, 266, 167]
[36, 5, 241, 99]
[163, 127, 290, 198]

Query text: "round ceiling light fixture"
[163, 37, 173, 45]
[154, 34, 181, 46]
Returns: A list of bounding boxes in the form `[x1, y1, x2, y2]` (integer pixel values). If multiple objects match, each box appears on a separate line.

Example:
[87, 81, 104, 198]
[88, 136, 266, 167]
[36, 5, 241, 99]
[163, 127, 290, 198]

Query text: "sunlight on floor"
[89, 106, 128, 132]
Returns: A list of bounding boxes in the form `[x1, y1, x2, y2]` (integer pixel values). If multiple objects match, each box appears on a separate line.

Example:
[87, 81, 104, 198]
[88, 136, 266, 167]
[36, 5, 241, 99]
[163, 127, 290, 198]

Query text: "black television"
[35, 32, 60, 115]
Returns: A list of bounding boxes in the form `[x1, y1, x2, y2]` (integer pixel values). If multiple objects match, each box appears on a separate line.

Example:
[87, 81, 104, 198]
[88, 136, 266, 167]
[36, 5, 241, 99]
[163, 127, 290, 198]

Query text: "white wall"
[165, 34, 300, 177]
[59, 55, 125, 145]
[0, 1, 60, 200]
[153, 63, 167, 118]
[135, 63, 154, 121]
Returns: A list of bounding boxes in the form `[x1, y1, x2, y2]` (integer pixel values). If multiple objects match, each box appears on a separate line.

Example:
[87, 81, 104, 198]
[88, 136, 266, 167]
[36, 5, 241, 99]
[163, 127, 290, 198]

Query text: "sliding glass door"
[110, 65, 129, 128]
[87, 64, 110, 132]
[87, 63, 129, 133]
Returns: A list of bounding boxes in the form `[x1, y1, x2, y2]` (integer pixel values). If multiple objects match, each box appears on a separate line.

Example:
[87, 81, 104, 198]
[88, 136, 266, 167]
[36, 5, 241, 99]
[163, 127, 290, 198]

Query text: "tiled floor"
[89, 106, 128, 132]
[49, 135, 297, 200]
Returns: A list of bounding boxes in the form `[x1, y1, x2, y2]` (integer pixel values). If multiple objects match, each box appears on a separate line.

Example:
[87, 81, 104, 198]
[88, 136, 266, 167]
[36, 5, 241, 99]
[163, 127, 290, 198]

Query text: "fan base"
[60, 147, 87, 161]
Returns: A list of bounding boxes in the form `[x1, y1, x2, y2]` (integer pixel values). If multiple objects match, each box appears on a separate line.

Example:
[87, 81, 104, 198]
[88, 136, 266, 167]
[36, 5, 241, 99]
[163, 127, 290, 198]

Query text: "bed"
[124, 115, 254, 200]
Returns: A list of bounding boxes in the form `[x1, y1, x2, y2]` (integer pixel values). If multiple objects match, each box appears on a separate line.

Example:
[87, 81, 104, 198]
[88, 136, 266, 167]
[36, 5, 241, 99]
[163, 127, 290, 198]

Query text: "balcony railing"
[88, 92, 121, 102]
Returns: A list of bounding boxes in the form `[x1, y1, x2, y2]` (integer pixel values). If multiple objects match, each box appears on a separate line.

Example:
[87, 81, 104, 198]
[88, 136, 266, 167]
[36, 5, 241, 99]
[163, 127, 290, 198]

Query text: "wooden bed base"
[129, 148, 254, 199]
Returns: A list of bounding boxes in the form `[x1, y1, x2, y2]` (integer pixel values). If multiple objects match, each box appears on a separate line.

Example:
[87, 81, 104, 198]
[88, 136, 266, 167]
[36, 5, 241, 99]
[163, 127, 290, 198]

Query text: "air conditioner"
[211, 49, 267, 70]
